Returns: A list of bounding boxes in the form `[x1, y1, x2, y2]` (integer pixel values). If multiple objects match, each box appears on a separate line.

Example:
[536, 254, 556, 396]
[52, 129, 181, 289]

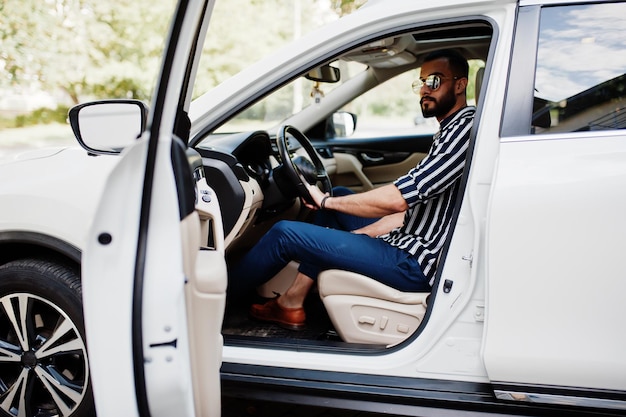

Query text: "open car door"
[80, 0, 225, 416]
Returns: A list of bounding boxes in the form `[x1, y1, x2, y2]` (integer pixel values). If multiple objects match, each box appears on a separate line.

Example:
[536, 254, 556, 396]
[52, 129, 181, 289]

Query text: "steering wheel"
[276, 125, 332, 205]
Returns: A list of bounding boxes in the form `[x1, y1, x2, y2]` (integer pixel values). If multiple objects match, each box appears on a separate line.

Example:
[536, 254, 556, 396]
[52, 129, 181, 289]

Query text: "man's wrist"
[320, 195, 331, 210]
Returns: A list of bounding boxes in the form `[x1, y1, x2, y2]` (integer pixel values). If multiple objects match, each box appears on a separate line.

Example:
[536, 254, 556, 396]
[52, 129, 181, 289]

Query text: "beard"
[420, 89, 456, 119]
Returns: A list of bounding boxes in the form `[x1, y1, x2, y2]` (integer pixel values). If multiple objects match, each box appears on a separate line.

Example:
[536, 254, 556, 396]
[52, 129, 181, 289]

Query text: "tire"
[0, 259, 95, 417]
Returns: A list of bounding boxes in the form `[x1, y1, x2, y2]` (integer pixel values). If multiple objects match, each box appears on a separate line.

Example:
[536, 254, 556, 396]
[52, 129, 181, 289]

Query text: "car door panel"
[332, 151, 426, 191]
[81, 140, 148, 417]
[484, 134, 626, 392]
[184, 167, 227, 417]
[82, 0, 223, 415]
[140, 143, 198, 417]
[316, 134, 433, 191]
[362, 152, 427, 187]
[82, 137, 201, 416]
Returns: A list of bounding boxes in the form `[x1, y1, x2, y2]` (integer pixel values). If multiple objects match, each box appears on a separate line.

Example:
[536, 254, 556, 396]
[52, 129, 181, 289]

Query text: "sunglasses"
[412, 74, 459, 94]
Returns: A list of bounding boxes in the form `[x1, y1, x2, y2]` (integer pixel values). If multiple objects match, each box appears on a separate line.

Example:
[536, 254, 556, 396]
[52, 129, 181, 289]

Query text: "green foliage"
[331, 0, 367, 16]
[13, 106, 70, 128]
[194, 0, 337, 97]
[88, 77, 151, 101]
[1, 0, 339, 105]
[0, 116, 15, 130]
[0, 0, 175, 105]
[0, 0, 358, 128]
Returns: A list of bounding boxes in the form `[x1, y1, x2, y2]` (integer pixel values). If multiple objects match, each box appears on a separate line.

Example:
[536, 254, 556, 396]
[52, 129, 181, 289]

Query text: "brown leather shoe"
[249, 298, 306, 330]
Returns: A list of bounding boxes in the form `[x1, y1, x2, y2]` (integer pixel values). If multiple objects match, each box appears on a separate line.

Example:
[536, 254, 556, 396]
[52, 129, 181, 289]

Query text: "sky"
[535, 3, 626, 102]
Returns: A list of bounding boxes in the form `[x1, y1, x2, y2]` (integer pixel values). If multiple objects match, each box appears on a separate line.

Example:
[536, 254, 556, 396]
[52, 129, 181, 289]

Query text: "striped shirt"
[379, 106, 475, 286]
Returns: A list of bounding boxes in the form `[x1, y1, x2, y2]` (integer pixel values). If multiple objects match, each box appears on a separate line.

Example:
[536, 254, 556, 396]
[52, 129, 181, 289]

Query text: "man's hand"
[303, 182, 327, 210]
[352, 212, 405, 237]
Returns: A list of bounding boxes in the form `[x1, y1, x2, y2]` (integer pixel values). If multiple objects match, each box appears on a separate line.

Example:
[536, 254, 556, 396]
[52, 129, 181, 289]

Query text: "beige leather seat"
[257, 263, 430, 346]
[318, 269, 429, 346]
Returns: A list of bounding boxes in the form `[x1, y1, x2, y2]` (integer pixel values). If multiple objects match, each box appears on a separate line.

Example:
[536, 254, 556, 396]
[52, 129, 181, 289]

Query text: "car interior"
[192, 21, 494, 350]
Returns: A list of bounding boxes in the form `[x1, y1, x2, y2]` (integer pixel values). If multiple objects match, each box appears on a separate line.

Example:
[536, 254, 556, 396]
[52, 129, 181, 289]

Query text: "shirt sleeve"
[394, 109, 474, 208]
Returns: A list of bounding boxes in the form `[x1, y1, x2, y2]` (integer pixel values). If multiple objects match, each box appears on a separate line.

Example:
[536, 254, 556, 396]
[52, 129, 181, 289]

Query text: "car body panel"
[485, 132, 626, 391]
[0, 148, 117, 251]
[81, 141, 148, 416]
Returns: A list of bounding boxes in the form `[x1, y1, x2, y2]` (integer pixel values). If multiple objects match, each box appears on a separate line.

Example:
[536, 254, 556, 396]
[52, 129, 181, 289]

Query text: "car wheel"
[0, 259, 94, 417]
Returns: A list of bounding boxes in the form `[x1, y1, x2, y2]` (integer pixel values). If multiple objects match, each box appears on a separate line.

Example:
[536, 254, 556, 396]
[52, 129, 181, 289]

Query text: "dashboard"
[195, 130, 303, 248]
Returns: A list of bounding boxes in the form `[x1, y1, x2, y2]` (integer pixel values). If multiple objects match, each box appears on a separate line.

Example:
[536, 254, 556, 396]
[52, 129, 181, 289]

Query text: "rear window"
[532, 2, 626, 134]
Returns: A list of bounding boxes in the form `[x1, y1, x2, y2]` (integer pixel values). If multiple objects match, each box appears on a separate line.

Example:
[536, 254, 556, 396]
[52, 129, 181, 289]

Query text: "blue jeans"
[229, 187, 429, 294]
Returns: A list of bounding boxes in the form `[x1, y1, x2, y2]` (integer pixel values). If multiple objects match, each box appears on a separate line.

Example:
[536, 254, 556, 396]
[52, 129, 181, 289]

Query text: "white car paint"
[1, 0, 625, 415]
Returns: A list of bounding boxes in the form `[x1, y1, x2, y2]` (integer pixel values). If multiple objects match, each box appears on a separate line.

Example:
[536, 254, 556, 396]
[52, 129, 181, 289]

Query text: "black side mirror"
[331, 111, 357, 137]
[68, 99, 148, 155]
[306, 111, 357, 140]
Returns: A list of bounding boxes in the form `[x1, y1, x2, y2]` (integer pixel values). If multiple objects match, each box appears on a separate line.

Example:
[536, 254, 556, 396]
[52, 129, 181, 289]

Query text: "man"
[230, 49, 476, 330]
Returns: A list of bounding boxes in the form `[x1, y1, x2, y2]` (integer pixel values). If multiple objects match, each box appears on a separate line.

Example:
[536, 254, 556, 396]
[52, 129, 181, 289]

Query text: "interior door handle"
[361, 153, 384, 163]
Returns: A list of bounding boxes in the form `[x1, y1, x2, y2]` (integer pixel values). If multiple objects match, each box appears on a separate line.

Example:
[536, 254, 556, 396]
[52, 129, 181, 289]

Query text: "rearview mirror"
[305, 64, 340, 83]
[68, 99, 148, 155]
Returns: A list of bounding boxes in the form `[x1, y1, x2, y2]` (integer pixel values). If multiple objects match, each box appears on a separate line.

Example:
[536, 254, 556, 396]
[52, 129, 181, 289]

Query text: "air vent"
[316, 147, 333, 159]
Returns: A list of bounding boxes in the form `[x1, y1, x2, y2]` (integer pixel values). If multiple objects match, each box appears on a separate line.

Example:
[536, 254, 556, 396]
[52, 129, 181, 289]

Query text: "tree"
[331, 0, 367, 17]
[194, 0, 337, 98]
[1, 0, 87, 103]
[0, 0, 343, 109]
[0, 0, 175, 105]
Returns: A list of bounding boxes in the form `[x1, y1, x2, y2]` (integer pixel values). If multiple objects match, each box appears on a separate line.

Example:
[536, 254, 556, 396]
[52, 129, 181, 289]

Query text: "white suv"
[0, 0, 625, 416]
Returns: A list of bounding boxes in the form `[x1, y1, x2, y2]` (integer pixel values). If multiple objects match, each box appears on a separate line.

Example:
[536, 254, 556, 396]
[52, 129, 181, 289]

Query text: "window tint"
[532, 3, 626, 134]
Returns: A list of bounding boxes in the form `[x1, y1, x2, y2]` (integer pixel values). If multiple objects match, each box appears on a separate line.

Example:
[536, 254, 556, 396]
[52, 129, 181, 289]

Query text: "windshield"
[193, 0, 339, 99]
[213, 61, 368, 134]
[203, 57, 484, 139]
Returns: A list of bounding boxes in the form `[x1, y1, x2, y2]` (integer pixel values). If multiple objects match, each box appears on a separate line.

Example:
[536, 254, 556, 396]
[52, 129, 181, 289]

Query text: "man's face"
[418, 58, 459, 120]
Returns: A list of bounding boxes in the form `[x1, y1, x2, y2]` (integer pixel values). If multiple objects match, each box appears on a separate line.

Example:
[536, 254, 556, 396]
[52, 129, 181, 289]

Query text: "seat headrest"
[475, 66, 485, 105]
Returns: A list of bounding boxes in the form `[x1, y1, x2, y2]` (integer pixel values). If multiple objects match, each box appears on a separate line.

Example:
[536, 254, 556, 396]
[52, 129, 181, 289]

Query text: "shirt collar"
[439, 105, 475, 130]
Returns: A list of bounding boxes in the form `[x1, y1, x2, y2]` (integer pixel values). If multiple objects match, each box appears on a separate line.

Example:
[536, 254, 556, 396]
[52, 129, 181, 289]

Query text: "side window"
[341, 59, 484, 138]
[340, 69, 439, 138]
[532, 3, 626, 134]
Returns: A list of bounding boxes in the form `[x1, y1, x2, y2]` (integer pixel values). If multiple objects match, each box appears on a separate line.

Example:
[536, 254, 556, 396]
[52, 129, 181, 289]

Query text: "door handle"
[360, 153, 384, 163]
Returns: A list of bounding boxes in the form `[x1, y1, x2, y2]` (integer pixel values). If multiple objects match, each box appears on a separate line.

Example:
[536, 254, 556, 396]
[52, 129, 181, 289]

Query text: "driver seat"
[318, 269, 429, 346]
[257, 264, 430, 346]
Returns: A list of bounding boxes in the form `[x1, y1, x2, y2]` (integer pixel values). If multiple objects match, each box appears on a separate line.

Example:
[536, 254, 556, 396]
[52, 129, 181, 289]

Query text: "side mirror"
[305, 64, 340, 83]
[68, 99, 148, 155]
[331, 111, 357, 137]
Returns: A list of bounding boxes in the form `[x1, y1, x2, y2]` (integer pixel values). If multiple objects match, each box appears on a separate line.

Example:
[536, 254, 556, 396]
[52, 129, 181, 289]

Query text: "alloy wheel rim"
[0, 293, 89, 417]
